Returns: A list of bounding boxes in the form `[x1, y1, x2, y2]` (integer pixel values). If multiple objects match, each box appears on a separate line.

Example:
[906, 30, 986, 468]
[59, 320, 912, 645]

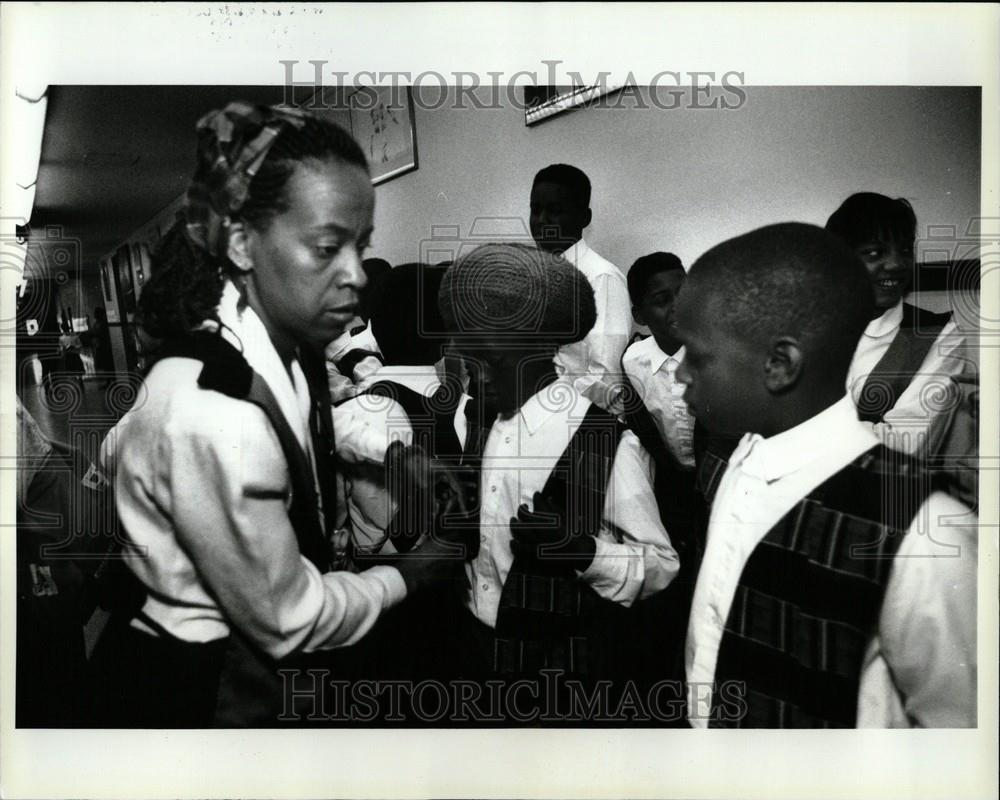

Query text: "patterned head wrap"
[184, 101, 308, 258]
[438, 242, 596, 347]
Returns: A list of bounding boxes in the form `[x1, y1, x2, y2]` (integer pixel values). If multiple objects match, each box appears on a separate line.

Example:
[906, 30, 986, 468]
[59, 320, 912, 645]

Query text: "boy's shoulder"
[622, 334, 667, 374]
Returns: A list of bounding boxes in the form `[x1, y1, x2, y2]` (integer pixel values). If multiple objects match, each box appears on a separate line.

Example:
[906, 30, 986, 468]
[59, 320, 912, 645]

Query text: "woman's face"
[245, 157, 375, 353]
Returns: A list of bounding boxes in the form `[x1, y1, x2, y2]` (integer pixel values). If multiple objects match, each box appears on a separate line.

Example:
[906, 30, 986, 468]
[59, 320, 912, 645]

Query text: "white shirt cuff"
[365, 564, 408, 608]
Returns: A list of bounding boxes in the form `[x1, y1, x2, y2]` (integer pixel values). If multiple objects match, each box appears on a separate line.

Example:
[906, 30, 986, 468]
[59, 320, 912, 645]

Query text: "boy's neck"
[651, 332, 683, 357]
[760, 384, 845, 439]
[504, 363, 559, 419]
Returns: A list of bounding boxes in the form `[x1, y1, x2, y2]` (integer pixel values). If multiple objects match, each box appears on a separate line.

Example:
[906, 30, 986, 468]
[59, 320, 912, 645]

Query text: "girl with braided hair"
[90, 102, 461, 727]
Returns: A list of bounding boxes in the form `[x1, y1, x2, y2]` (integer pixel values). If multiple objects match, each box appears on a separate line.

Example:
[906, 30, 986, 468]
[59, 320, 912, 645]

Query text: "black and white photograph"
[1, 3, 997, 799]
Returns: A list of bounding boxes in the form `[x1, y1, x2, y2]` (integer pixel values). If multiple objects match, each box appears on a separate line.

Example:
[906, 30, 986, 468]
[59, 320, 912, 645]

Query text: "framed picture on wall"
[523, 84, 622, 126]
[348, 85, 418, 185]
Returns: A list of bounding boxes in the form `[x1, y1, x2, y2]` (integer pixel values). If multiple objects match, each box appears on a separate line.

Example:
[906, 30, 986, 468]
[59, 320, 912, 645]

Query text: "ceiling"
[29, 85, 292, 272]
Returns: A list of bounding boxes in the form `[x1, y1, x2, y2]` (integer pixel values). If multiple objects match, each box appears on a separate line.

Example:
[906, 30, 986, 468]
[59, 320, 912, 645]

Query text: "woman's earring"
[235, 272, 250, 312]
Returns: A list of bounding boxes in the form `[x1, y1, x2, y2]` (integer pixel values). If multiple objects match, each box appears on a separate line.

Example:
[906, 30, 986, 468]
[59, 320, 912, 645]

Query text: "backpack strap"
[337, 348, 383, 379]
[857, 303, 951, 423]
[159, 332, 332, 571]
[361, 378, 465, 554]
[364, 379, 463, 460]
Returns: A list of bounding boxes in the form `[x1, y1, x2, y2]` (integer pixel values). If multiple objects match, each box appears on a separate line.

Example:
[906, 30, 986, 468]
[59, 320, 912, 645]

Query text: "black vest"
[492, 403, 629, 678]
[707, 445, 935, 728]
[856, 303, 952, 424]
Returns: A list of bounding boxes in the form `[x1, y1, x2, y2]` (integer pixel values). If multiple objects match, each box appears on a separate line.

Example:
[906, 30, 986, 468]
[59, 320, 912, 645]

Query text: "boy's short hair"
[825, 192, 917, 247]
[688, 223, 873, 373]
[627, 251, 685, 305]
[532, 164, 591, 209]
[370, 263, 447, 366]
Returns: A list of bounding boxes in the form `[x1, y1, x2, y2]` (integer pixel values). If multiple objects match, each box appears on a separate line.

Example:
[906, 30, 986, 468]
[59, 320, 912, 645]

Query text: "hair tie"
[184, 101, 308, 259]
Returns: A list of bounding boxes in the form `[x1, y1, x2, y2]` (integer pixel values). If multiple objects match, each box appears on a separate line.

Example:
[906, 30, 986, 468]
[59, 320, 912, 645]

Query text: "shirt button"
[481, 583, 489, 591]
[504, 436, 511, 444]
[490, 485, 497, 492]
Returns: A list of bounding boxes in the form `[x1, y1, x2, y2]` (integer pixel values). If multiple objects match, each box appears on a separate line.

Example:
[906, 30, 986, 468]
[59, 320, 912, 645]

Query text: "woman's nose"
[340, 247, 367, 290]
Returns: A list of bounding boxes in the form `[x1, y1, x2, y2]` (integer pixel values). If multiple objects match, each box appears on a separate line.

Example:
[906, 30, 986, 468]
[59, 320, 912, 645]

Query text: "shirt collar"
[665, 344, 684, 372]
[516, 377, 581, 436]
[737, 394, 877, 483]
[864, 300, 904, 338]
[361, 364, 440, 396]
[324, 329, 353, 360]
[560, 237, 589, 264]
[211, 279, 312, 448]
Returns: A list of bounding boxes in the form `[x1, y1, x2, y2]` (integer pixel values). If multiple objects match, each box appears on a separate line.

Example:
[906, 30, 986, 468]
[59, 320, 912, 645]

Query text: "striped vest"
[493, 403, 627, 677]
[708, 444, 935, 728]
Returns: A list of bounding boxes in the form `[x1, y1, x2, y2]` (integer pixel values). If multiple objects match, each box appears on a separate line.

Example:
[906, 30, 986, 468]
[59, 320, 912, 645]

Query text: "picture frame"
[348, 85, 418, 185]
[523, 84, 623, 126]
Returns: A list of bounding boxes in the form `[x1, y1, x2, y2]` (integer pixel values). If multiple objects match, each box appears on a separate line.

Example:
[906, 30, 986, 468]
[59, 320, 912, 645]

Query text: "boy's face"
[673, 284, 767, 436]
[854, 236, 914, 310]
[529, 182, 590, 254]
[632, 270, 685, 353]
[457, 342, 543, 419]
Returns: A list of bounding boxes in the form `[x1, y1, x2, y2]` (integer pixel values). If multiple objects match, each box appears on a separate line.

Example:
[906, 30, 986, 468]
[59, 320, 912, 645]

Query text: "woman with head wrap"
[89, 102, 460, 727]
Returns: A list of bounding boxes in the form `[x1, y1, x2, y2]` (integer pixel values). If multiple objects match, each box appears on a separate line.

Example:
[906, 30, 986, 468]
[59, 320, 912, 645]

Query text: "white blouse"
[100, 281, 406, 659]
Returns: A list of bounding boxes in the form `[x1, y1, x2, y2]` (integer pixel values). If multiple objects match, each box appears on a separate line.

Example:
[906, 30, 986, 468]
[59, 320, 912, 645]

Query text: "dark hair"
[359, 257, 392, 320]
[362, 257, 392, 282]
[238, 115, 367, 229]
[371, 263, 447, 366]
[138, 110, 369, 341]
[532, 163, 591, 208]
[687, 223, 874, 377]
[627, 251, 685, 305]
[825, 192, 917, 248]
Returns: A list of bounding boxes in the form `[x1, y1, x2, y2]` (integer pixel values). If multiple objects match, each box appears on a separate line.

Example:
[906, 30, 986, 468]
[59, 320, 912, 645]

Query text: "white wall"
[368, 86, 981, 273]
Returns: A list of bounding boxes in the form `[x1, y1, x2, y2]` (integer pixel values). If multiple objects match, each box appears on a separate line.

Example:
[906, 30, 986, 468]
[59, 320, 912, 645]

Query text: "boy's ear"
[226, 221, 254, 274]
[763, 336, 803, 394]
[580, 206, 593, 230]
[631, 304, 646, 327]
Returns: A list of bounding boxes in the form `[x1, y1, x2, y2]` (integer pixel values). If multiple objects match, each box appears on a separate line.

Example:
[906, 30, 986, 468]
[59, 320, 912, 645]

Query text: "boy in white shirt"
[674, 222, 976, 728]
[622, 251, 696, 468]
[438, 242, 678, 714]
[530, 164, 631, 413]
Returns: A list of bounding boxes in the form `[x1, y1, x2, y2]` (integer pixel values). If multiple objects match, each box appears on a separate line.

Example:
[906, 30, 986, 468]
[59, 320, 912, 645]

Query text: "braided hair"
[138, 111, 368, 341]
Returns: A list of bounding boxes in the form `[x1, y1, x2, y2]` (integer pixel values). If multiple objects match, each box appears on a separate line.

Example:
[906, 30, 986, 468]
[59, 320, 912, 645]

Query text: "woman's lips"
[325, 306, 357, 321]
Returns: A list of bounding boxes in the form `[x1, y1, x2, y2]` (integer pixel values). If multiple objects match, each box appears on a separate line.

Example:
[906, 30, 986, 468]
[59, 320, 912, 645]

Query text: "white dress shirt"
[685, 395, 977, 727]
[465, 377, 679, 628]
[622, 337, 696, 468]
[332, 363, 470, 555]
[847, 301, 973, 454]
[100, 281, 407, 659]
[325, 319, 383, 402]
[553, 238, 631, 413]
